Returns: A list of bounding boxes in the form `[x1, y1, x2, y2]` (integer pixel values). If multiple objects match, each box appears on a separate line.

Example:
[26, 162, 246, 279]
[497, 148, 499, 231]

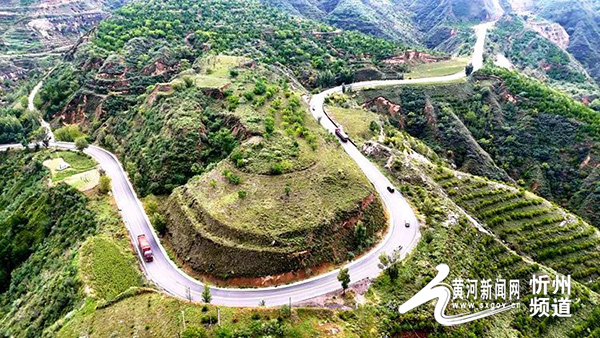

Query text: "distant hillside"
[0, 0, 129, 105]
[264, 0, 503, 52]
[487, 14, 600, 100]
[500, 0, 600, 98]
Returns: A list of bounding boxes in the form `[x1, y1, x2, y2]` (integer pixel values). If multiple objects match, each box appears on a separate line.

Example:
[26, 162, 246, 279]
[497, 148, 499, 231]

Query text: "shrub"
[270, 163, 283, 175]
[221, 170, 241, 185]
[75, 137, 88, 151]
[182, 325, 208, 338]
[151, 212, 166, 235]
[253, 80, 267, 95]
[54, 125, 85, 142]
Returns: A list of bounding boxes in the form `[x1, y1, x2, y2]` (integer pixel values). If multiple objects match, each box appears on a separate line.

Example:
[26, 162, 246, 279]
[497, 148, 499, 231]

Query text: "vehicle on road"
[137, 234, 154, 262]
[387, 186, 395, 193]
[404, 221, 410, 228]
[335, 128, 349, 142]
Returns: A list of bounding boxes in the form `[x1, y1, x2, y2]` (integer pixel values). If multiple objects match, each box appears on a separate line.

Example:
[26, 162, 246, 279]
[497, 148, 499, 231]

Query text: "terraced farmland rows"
[435, 169, 600, 292]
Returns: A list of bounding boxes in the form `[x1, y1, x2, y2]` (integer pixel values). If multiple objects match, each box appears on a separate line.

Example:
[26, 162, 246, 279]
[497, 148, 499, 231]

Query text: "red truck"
[335, 128, 349, 142]
[137, 234, 154, 262]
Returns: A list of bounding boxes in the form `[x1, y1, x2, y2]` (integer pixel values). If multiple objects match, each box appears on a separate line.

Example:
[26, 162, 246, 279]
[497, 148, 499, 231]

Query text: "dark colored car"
[404, 221, 410, 228]
[387, 186, 395, 193]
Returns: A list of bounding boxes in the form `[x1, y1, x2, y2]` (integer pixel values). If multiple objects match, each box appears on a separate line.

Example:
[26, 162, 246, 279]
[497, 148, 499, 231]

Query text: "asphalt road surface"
[0, 22, 492, 306]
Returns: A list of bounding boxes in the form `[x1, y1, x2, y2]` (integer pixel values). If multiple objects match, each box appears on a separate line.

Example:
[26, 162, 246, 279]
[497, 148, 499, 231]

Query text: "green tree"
[75, 137, 88, 152]
[354, 221, 368, 249]
[202, 284, 212, 303]
[98, 175, 112, 194]
[151, 212, 166, 235]
[369, 120, 380, 133]
[378, 252, 399, 281]
[465, 63, 474, 76]
[337, 267, 350, 294]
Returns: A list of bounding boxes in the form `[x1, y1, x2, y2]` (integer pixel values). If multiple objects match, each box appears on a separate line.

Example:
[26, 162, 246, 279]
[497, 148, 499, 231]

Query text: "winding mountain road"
[0, 23, 492, 307]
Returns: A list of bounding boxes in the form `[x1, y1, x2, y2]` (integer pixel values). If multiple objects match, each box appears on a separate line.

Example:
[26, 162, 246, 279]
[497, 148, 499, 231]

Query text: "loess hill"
[163, 56, 386, 280]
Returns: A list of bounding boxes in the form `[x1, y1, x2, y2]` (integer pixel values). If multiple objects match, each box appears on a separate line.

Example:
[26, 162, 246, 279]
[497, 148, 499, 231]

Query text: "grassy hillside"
[353, 67, 600, 229]
[0, 149, 146, 337]
[30, 0, 417, 196]
[488, 14, 599, 99]
[59, 292, 352, 337]
[266, 0, 494, 54]
[79, 235, 142, 301]
[162, 59, 386, 280]
[519, 0, 600, 87]
[0, 150, 97, 336]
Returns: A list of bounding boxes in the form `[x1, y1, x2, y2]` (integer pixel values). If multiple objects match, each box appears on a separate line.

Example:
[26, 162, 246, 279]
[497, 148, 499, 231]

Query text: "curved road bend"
[0, 23, 492, 307]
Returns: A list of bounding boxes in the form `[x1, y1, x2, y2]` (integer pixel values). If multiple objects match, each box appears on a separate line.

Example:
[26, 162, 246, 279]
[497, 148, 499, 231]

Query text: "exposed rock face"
[362, 96, 404, 128]
[59, 92, 106, 125]
[526, 18, 570, 49]
[362, 141, 392, 159]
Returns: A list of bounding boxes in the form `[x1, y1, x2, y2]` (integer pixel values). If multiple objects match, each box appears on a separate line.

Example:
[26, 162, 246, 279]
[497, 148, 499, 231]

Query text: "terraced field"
[435, 169, 600, 291]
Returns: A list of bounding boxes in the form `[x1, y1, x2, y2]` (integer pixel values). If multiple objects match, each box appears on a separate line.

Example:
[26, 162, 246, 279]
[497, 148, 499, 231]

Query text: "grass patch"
[197, 55, 251, 78]
[192, 75, 231, 89]
[44, 150, 97, 181]
[62, 169, 100, 191]
[406, 58, 469, 79]
[326, 106, 379, 142]
[59, 293, 345, 337]
[191, 140, 373, 237]
[79, 235, 143, 301]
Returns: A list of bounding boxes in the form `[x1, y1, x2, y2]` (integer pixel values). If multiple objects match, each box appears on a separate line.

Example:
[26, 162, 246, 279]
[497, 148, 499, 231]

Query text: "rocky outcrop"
[526, 18, 569, 49]
[362, 96, 404, 128]
[362, 141, 393, 159]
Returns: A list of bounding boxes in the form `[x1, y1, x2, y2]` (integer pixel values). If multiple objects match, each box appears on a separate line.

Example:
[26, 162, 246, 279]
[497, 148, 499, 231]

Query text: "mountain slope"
[265, 0, 503, 51]
[354, 66, 600, 229]
[502, 0, 600, 94]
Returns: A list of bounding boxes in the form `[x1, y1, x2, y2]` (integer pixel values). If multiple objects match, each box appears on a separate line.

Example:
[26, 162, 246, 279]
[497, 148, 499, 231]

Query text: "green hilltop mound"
[163, 58, 386, 280]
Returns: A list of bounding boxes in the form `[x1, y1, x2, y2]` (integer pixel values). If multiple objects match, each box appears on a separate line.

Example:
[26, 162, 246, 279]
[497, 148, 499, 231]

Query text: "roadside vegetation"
[405, 58, 468, 79]
[79, 235, 143, 301]
[47, 126, 600, 338]
[325, 93, 381, 144]
[0, 149, 142, 337]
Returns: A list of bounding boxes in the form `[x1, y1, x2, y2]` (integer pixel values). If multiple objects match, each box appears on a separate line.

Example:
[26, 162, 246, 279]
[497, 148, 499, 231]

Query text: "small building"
[57, 163, 71, 171]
